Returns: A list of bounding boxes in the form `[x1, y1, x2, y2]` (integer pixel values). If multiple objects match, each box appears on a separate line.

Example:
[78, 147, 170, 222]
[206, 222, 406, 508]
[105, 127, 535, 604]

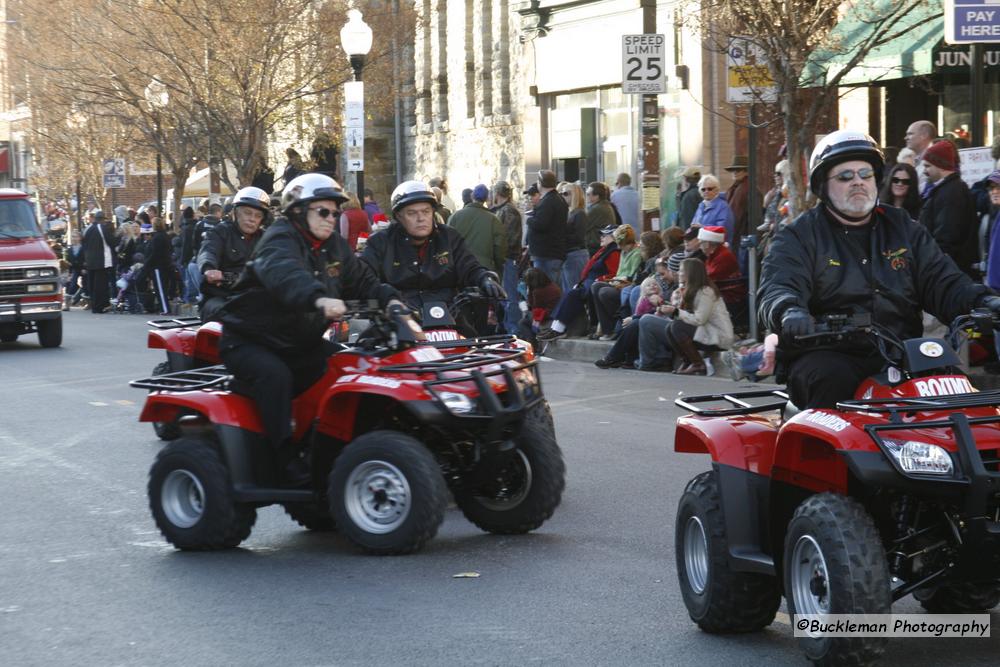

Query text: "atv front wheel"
[454, 403, 565, 534]
[675, 470, 780, 633]
[329, 430, 447, 555]
[148, 437, 256, 550]
[784, 493, 890, 666]
[151, 361, 182, 441]
[916, 582, 1000, 613]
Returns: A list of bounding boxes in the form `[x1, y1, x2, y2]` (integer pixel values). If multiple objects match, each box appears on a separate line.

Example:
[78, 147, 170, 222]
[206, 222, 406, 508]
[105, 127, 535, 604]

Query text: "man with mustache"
[758, 130, 1000, 409]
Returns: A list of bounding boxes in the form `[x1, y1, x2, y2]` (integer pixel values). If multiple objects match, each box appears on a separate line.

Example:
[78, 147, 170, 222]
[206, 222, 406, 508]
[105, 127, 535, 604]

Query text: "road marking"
[89, 401, 108, 407]
[115, 400, 134, 406]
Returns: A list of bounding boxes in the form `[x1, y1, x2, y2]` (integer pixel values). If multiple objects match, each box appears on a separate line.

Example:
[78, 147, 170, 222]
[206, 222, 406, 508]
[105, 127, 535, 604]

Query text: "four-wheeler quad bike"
[144, 284, 532, 440]
[672, 311, 1000, 666]
[131, 302, 564, 555]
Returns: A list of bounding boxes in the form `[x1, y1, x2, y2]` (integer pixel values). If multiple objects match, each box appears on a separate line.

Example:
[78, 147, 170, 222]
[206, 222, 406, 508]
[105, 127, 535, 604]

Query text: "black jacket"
[918, 173, 980, 277]
[759, 204, 988, 351]
[360, 221, 489, 307]
[197, 220, 263, 299]
[145, 230, 173, 272]
[216, 217, 397, 350]
[192, 215, 221, 260]
[180, 219, 198, 264]
[527, 190, 568, 260]
[82, 222, 115, 270]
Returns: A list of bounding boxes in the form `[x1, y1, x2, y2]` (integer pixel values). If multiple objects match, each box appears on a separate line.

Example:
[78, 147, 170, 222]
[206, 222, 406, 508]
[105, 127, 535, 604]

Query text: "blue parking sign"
[946, 0, 1000, 43]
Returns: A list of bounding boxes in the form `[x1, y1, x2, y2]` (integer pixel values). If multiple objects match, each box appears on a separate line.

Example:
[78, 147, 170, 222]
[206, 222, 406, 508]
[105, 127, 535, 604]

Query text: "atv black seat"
[146, 316, 203, 330]
[130, 365, 231, 391]
[675, 388, 789, 416]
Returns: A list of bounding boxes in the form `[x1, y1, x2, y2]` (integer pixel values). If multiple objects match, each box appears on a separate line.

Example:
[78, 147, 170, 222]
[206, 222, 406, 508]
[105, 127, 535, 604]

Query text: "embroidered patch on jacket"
[435, 250, 450, 266]
[882, 247, 908, 271]
[326, 261, 341, 278]
[828, 258, 841, 267]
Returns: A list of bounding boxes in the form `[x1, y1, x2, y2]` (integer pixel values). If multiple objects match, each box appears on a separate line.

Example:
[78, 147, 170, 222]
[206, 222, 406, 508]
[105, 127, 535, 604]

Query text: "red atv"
[672, 312, 1000, 666]
[131, 303, 563, 555]
[144, 286, 530, 440]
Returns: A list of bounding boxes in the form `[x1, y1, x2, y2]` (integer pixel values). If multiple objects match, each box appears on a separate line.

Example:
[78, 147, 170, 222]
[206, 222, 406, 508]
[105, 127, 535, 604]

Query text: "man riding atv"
[360, 180, 506, 334]
[197, 186, 270, 321]
[758, 130, 1000, 408]
[213, 173, 401, 484]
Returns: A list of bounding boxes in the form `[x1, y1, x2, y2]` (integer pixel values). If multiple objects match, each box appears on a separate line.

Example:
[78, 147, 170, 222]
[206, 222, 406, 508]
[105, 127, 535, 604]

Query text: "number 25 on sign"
[622, 34, 667, 94]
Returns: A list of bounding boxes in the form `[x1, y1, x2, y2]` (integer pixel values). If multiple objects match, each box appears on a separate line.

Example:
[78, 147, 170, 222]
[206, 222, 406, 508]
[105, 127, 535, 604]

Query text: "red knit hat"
[922, 140, 958, 171]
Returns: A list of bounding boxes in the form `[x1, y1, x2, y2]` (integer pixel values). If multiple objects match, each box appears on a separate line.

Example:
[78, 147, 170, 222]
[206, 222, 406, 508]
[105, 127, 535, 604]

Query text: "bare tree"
[687, 0, 934, 214]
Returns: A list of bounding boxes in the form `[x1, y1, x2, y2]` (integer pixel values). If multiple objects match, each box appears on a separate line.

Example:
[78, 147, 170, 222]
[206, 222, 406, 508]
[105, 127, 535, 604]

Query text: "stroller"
[111, 261, 147, 314]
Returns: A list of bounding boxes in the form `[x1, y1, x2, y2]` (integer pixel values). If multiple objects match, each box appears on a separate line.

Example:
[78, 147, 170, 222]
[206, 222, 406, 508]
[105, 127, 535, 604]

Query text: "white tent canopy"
[181, 161, 237, 196]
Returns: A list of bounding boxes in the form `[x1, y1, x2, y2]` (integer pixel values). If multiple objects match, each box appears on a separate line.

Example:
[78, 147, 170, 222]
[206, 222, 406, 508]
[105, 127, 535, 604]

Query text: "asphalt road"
[2, 310, 1000, 666]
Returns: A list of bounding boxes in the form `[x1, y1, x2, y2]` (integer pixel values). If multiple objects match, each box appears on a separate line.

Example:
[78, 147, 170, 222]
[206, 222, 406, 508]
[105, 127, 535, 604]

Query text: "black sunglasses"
[700, 186, 717, 192]
[890, 177, 911, 185]
[307, 206, 338, 219]
[830, 167, 875, 182]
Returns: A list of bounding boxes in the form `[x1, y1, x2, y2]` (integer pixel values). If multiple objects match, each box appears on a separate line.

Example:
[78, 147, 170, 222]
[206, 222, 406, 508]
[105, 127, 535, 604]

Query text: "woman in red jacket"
[339, 193, 371, 252]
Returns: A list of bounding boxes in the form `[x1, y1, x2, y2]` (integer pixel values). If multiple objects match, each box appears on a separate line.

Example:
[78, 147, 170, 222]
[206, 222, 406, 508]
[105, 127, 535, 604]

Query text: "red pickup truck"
[0, 189, 63, 347]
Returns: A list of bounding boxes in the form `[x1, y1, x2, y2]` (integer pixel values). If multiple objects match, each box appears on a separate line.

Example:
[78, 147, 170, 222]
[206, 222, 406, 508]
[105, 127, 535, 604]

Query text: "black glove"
[780, 307, 815, 339]
[977, 294, 1000, 315]
[480, 275, 507, 300]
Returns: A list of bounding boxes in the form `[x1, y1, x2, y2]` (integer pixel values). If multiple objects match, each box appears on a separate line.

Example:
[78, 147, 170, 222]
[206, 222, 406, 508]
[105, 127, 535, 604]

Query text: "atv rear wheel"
[283, 502, 336, 532]
[329, 430, 447, 555]
[151, 361, 182, 441]
[784, 493, 890, 666]
[916, 582, 1000, 613]
[454, 402, 564, 534]
[675, 470, 780, 633]
[148, 437, 256, 550]
[0, 333, 17, 343]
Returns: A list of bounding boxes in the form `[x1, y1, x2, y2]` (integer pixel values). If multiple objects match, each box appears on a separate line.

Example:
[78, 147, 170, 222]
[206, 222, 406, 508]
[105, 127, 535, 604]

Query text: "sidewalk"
[538, 336, 1000, 390]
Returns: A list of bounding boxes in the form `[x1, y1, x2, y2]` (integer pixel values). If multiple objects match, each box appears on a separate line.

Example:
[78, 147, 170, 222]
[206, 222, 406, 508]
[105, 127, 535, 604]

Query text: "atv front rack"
[130, 365, 231, 392]
[675, 388, 789, 416]
[146, 316, 203, 330]
[839, 389, 1000, 423]
[420, 333, 518, 349]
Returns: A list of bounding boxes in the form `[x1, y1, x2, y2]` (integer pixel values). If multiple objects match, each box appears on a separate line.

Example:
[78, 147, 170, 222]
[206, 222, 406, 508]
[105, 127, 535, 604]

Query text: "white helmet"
[281, 173, 348, 213]
[231, 186, 270, 213]
[390, 180, 438, 216]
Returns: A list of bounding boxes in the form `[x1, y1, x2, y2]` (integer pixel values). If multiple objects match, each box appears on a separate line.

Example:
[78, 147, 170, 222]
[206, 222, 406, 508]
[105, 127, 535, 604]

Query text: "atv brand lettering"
[409, 347, 443, 362]
[355, 375, 402, 389]
[424, 329, 462, 342]
[914, 377, 974, 397]
[804, 412, 850, 432]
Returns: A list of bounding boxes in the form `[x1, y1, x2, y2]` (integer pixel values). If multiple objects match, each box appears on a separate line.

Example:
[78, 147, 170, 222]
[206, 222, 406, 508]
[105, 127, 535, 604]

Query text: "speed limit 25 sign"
[622, 34, 666, 94]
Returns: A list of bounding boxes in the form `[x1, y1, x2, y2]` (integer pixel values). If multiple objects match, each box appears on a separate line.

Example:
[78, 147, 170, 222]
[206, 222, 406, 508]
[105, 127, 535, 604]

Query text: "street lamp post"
[65, 111, 86, 232]
[144, 78, 169, 216]
[340, 9, 372, 199]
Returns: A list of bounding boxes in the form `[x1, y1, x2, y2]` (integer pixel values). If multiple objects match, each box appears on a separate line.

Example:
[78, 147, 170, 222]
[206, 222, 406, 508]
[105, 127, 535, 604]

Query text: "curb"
[537, 335, 1000, 389]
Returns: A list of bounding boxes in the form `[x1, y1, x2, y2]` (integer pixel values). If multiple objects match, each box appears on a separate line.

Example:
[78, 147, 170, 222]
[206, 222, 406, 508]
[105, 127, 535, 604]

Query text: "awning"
[803, 0, 943, 87]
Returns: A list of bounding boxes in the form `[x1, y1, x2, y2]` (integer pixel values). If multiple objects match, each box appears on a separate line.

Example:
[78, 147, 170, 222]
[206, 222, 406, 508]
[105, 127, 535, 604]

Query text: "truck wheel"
[148, 437, 256, 550]
[151, 361, 182, 441]
[283, 503, 336, 532]
[37, 317, 62, 348]
[329, 430, 446, 555]
[917, 582, 1000, 613]
[784, 493, 890, 666]
[675, 470, 780, 633]
[454, 403, 565, 534]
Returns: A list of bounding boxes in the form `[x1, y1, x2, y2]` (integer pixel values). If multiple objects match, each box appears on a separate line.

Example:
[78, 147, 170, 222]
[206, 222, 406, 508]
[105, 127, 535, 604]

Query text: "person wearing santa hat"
[759, 130, 1000, 409]
[917, 139, 979, 277]
[697, 225, 744, 307]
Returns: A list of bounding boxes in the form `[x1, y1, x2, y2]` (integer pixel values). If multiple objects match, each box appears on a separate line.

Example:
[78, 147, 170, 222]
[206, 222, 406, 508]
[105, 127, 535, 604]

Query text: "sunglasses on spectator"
[890, 177, 911, 185]
[700, 186, 717, 192]
[829, 167, 875, 182]
[307, 206, 338, 219]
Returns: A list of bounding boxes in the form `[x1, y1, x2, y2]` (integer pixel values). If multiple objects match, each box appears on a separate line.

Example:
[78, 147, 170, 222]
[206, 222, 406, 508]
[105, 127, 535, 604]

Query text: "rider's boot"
[278, 440, 311, 487]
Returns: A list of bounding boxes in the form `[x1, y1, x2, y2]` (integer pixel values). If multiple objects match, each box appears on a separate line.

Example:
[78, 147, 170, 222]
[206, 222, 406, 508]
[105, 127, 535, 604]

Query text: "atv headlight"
[438, 391, 476, 415]
[883, 439, 954, 476]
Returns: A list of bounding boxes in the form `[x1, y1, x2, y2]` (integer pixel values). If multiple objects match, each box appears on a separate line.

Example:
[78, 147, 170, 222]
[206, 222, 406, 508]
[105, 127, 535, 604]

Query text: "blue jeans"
[561, 249, 589, 294]
[501, 258, 521, 334]
[531, 257, 563, 286]
[638, 314, 672, 369]
[186, 261, 201, 304]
